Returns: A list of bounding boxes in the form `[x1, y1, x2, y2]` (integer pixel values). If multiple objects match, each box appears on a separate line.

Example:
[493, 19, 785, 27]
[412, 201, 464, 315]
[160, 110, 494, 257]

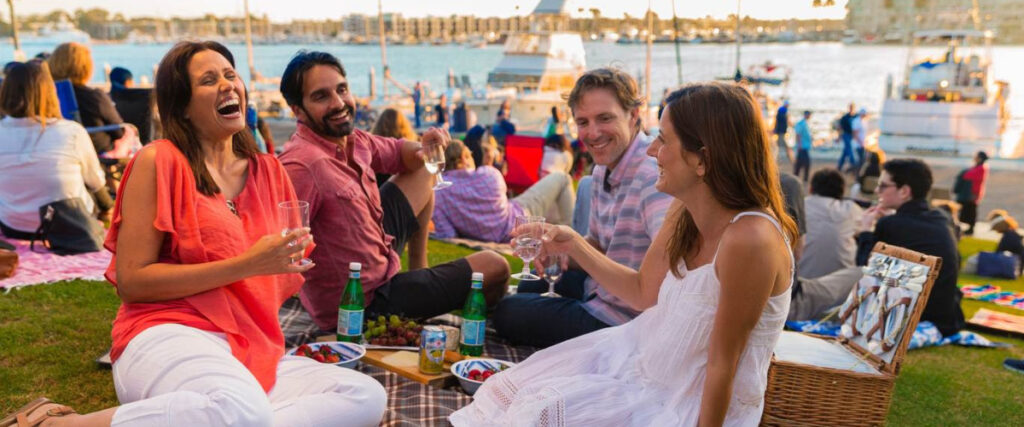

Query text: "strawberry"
[326, 354, 341, 364]
[481, 371, 493, 380]
[468, 369, 481, 378]
[312, 353, 326, 363]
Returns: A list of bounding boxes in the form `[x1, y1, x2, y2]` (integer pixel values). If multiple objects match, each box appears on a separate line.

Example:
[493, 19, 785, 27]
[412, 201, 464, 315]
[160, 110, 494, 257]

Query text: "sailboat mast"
[243, 0, 256, 88]
[645, 0, 653, 112]
[378, 0, 389, 98]
[6, 0, 21, 57]
[734, 0, 742, 77]
[672, 0, 682, 86]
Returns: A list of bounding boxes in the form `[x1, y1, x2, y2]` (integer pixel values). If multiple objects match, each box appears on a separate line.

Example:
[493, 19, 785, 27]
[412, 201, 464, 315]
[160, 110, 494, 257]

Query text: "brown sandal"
[0, 398, 76, 427]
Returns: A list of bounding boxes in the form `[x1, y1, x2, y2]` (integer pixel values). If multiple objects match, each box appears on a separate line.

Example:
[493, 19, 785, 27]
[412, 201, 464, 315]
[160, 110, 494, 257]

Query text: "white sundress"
[449, 212, 793, 427]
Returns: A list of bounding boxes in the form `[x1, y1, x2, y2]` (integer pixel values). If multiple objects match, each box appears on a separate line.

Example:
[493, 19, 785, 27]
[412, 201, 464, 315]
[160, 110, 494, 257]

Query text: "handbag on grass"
[976, 251, 1021, 280]
[0, 248, 17, 279]
[30, 198, 105, 255]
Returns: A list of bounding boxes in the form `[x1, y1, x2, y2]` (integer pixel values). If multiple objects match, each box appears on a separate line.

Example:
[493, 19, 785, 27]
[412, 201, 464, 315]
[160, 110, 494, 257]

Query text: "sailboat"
[714, 0, 791, 88]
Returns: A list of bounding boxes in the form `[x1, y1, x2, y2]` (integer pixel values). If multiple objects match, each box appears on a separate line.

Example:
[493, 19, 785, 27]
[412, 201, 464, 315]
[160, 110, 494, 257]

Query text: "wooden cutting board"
[361, 349, 464, 387]
[313, 333, 464, 386]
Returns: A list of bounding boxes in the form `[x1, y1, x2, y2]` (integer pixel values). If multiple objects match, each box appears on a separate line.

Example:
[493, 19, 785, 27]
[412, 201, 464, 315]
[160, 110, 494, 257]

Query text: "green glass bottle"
[337, 262, 365, 343]
[460, 272, 486, 356]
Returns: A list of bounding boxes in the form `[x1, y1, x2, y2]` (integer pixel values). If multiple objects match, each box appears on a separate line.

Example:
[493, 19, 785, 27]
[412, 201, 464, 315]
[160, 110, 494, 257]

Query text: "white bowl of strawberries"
[289, 342, 365, 369]
[451, 358, 515, 395]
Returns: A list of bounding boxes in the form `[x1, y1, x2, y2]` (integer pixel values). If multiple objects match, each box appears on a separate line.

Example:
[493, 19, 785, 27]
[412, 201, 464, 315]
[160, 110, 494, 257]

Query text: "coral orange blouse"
[104, 140, 304, 392]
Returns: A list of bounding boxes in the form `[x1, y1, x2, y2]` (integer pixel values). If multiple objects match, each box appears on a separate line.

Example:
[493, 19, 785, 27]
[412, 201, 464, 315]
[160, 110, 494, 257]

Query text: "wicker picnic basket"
[761, 242, 941, 426]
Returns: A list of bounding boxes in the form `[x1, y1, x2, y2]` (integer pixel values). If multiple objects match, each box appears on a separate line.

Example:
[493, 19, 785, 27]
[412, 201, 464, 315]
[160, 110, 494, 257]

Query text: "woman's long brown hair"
[155, 41, 258, 196]
[0, 61, 62, 129]
[663, 82, 798, 277]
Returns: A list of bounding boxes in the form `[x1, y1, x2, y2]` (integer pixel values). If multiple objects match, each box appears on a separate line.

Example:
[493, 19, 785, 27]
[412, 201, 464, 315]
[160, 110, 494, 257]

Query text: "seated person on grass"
[432, 139, 575, 243]
[857, 158, 965, 336]
[276, 51, 509, 334]
[492, 68, 672, 348]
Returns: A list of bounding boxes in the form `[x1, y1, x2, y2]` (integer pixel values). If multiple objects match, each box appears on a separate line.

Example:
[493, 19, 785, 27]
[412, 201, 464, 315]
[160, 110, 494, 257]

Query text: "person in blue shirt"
[774, 100, 793, 163]
[793, 110, 814, 182]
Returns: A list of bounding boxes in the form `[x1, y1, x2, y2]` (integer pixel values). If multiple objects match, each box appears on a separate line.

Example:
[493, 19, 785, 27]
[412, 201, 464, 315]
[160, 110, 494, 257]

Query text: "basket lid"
[834, 242, 941, 374]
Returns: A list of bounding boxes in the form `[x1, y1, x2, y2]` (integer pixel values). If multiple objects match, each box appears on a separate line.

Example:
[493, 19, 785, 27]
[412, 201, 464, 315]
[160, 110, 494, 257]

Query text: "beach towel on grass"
[785, 320, 1011, 349]
[0, 239, 110, 292]
[279, 297, 538, 426]
[430, 236, 514, 257]
[960, 283, 1024, 310]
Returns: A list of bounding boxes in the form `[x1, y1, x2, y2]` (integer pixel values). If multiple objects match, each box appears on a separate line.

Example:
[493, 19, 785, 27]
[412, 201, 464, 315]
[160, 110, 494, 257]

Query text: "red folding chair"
[503, 135, 545, 194]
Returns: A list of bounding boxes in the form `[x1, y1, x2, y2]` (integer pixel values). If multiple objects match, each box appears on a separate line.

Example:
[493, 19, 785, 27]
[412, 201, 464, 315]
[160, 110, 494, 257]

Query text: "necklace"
[226, 200, 239, 216]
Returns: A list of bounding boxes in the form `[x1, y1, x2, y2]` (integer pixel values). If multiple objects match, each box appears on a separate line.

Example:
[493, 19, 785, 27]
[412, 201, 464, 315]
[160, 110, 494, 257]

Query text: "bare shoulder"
[720, 215, 784, 254]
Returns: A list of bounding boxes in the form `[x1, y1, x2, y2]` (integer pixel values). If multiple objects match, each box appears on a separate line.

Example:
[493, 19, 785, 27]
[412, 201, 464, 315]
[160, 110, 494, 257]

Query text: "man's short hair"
[883, 158, 933, 201]
[280, 51, 346, 107]
[810, 168, 845, 199]
[565, 67, 643, 114]
[803, 110, 812, 117]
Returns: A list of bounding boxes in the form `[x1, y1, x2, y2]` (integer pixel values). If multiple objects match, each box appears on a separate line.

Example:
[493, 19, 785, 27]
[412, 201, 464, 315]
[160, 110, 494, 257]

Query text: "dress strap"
[711, 211, 794, 279]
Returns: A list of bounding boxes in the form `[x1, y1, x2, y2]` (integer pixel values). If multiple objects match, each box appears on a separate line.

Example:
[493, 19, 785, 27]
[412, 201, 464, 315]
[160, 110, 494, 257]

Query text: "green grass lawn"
[2, 239, 1022, 424]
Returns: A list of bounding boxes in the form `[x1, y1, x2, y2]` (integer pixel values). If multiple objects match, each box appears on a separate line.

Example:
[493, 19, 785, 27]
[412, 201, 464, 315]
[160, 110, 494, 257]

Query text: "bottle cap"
[349, 262, 362, 271]
[471, 272, 484, 281]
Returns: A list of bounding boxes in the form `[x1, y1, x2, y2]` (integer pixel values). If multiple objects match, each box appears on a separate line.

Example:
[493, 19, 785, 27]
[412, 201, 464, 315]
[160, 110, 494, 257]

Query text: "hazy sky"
[10, 0, 849, 22]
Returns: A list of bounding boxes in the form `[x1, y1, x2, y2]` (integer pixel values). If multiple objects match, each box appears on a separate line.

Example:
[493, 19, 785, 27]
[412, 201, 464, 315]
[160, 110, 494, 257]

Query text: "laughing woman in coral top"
[1, 41, 386, 427]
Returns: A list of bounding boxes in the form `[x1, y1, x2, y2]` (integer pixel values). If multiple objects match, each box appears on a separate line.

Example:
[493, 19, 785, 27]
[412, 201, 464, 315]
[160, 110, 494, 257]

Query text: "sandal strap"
[18, 404, 76, 427]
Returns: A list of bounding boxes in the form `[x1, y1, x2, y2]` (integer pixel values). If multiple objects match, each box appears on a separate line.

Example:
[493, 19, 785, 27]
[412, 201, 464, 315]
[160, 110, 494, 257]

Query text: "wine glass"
[278, 200, 312, 266]
[540, 253, 566, 298]
[511, 215, 545, 280]
[423, 142, 452, 190]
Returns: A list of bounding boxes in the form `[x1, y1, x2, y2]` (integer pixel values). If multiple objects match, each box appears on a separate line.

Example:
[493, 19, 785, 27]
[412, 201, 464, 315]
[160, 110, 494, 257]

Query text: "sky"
[9, 0, 849, 22]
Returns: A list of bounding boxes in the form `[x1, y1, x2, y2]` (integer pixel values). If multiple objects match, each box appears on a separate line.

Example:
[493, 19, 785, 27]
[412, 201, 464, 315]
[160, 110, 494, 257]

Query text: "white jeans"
[513, 171, 575, 226]
[111, 324, 387, 427]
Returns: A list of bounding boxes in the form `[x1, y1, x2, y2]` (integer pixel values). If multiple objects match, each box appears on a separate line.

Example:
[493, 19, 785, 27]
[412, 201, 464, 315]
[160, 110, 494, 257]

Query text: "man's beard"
[306, 105, 354, 138]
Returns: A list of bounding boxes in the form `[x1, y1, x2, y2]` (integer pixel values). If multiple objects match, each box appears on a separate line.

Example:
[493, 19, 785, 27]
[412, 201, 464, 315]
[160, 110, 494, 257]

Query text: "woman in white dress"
[450, 82, 798, 426]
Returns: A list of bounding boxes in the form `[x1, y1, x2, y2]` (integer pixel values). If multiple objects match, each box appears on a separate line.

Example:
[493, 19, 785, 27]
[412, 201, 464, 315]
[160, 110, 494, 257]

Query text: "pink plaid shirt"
[432, 166, 525, 243]
[279, 123, 407, 331]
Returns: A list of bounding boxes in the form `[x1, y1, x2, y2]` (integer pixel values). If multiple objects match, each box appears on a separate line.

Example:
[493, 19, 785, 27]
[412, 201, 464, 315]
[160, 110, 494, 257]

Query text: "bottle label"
[338, 309, 364, 337]
[350, 272, 360, 279]
[461, 319, 486, 346]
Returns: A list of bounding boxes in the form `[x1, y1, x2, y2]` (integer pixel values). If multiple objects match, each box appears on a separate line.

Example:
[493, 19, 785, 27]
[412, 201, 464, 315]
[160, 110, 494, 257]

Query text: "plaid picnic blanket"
[279, 297, 537, 426]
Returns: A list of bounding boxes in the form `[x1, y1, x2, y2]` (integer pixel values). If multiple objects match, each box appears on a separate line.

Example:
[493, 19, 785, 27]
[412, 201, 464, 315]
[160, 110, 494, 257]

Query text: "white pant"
[514, 171, 575, 226]
[111, 324, 387, 427]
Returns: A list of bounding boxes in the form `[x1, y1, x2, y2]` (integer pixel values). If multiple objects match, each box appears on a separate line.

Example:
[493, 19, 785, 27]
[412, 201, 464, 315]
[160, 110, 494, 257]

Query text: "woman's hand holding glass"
[511, 215, 546, 280]
[240, 227, 315, 276]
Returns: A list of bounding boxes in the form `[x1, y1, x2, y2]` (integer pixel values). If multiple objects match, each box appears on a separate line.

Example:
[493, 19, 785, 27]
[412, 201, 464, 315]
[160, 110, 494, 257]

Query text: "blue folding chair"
[54, 79, 127, 135]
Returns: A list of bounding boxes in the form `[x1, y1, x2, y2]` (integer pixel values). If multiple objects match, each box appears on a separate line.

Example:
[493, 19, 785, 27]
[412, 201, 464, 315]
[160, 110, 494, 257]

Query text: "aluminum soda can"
[419, 325, 446, 374]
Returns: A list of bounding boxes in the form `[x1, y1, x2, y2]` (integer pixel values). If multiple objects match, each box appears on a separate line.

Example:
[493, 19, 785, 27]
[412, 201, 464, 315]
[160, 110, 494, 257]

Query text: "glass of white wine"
[511, 215, 545, 280]
[424, 142, 452, 190]
[278, 200, 312, 267]
[540, 253, 566, 297]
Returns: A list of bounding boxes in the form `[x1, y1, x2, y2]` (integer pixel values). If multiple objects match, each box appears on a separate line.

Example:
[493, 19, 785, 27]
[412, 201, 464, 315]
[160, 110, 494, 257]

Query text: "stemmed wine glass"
[423, 142, 452, 190]
[540, 253, 566, 298]
[511, 215, 545, 280]
[278, 200, 312, 266]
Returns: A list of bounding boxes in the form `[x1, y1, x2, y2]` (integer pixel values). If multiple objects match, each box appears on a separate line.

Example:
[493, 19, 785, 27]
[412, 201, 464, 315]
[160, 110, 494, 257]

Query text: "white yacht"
[465, 0, 585, 132]
[878, 30, 1009, 157]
